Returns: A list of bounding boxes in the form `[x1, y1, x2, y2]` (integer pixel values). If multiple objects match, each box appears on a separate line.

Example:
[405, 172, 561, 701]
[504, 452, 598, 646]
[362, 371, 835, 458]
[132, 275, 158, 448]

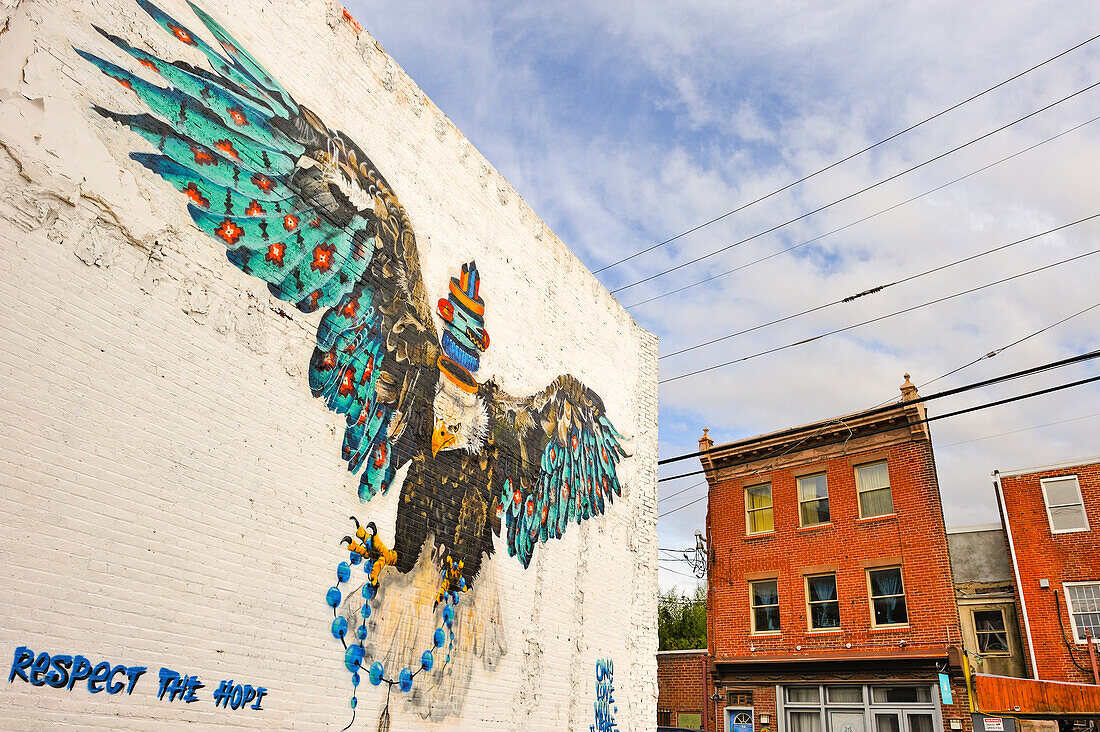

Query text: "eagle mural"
[78, 0, 630, 724]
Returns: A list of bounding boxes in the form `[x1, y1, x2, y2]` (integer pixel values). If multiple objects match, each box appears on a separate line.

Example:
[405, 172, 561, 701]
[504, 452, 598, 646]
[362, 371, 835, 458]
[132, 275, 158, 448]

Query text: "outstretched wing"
[487, 375, 630, 569]
[79, 1, 439, 500]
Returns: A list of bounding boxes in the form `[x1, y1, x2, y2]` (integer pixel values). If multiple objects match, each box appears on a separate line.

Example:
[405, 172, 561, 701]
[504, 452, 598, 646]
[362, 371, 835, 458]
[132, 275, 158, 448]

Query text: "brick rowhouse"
[995, 456, 1100, 685]
[657, 649, 712, 729]
[698, 376, 972, 732]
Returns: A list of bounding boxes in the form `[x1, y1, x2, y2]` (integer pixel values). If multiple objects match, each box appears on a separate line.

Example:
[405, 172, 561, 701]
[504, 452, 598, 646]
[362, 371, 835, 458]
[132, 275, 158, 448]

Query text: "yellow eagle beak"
[432, 418, 457, 458]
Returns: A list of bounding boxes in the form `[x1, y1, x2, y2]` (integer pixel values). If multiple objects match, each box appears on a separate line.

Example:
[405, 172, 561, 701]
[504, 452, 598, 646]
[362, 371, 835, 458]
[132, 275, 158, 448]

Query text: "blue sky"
[348, 0, 1100, 591]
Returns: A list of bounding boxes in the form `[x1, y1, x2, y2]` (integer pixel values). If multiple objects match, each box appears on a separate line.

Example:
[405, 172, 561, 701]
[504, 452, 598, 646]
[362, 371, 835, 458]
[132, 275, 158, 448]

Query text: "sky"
[346, 0, 1100, 593]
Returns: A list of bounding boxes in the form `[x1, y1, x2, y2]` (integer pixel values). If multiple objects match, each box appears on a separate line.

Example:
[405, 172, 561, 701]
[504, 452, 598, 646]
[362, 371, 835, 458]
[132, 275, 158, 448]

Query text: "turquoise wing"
[491, 376, 631, 569]
[79, 1, 436, 502]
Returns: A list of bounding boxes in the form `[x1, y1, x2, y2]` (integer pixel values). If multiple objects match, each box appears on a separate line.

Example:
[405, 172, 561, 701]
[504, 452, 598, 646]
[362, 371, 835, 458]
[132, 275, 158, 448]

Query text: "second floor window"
[806, 573, 839, 629]
[746, 483, 774, 534]
[868, 567, 908, 626]
[856, 461, 893, 517]
[973, 609, 1009, 654]
[1065, 582, 1100, 643]
[1041, 476, 1089, 533]
[798, 473, 830, 527]
[751, 579, 780, 633]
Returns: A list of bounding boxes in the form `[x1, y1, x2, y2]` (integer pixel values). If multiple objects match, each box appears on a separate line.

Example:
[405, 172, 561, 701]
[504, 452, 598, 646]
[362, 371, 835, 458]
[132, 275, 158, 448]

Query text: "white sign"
[984, 718, 1005, 732]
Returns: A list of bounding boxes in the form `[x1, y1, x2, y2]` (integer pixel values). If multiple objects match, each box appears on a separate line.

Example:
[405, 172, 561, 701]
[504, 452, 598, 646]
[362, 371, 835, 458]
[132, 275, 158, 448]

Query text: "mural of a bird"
[78, 0, 631, 718]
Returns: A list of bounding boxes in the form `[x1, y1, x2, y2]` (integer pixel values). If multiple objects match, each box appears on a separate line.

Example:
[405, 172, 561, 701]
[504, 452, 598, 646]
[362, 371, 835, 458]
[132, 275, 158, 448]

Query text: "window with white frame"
[867, 567, 908, 626]
[798, 473, 830, 527]
[855, 461, 893, 518]
[1064, 582, 1100, 643]
[1041, 475, 1089, 533]
[806, 573, 840, 629]
[745, 483, 774, 534]
[750, 578, 780, 633]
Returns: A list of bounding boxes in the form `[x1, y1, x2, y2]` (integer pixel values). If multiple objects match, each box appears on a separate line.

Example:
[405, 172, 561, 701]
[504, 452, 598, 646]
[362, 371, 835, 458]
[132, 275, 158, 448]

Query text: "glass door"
[727, 709, 754, 732]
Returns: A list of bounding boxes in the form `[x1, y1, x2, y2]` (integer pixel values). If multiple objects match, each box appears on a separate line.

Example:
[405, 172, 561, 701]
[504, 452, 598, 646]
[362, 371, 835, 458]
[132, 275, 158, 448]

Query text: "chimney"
[900, 373, 919, 402]
[699, 428, 714, 452]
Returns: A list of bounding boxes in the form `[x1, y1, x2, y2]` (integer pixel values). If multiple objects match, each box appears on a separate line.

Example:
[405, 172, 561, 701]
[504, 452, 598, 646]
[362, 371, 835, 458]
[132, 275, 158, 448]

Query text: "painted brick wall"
[0, 0, 658, 729]
[998, 460, 1100, 684]
[707, 438, 962, 659]
[656, 650, 709, 729]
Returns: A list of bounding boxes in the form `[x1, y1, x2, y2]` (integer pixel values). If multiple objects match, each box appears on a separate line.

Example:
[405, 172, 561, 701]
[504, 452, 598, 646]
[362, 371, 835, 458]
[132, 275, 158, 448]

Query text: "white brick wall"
[0, 0, 658, 729]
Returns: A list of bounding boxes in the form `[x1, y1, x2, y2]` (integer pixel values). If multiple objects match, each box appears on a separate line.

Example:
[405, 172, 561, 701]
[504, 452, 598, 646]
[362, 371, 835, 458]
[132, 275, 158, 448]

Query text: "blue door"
[729, 709, 754, 732]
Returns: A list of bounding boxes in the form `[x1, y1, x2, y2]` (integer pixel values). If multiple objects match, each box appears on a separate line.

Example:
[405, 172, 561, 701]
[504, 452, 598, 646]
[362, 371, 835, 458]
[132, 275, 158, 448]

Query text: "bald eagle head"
[431, 369, 489, 457]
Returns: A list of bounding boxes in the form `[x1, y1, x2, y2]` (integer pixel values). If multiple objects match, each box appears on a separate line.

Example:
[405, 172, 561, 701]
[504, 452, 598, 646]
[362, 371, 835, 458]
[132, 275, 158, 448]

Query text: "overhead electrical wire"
[659, 480, 708, 504]
[610, 79, 1100, 295]
[627, 114, 1100, 309]
[938, 412, 1100, 449]
[659, 347, 1100, 467]
[593, 31, 1100, 275]
[657, 370, 1100, 515]
[661, 245, 1100, 383]
[659, 213, 1100, 360]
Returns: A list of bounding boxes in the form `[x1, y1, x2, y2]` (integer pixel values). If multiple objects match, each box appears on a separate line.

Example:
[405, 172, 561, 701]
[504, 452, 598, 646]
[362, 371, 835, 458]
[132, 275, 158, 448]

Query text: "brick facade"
[996, 457, 1100, 684]
[0, 0, 659, 728]
[700, 383, 971, 732]
[657, 650, 711, 729]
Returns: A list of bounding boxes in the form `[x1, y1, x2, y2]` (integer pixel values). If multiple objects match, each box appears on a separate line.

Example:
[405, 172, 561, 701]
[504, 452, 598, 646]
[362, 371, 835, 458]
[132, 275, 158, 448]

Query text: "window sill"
[744, 531, 776, 540]
[869, 624, 910, 632]
[857, 513, 897, 523]
[806, 628, 843, 634]
[1050, 527, 1091, 535]
[750, 631, 781, 637]
[797, 523, 833, 533]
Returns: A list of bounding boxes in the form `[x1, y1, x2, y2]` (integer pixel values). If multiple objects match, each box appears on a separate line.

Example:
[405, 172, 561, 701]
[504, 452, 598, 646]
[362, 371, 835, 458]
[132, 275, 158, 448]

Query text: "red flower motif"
[513, 490, 522, 505]
[110, 75, 133, 90]
[182, 182, 209, 208]
[214, 219, 244, 246]
[309, 218, 322, 228]
[213, 139, 238, 160]
[373, 444, 387, 469]
[251, 173, 274, 193]
[226, 107, 248, 126]
[168, 23, 196, 45]
[265, 242, 286, 267]
[570, 434, 578, 450]
[339, 367, 356, 396]
[191, 146, 215, 166]
[320, 350, 337, 369]
[245, 200, 266, 217]
[341, 298, 359, 319]
[311, 243, 335, 272]
[550, 447, 556, 462]
[526, 498, 535, 516]
[307, 290, 321, 309]
[283, 214, 299, 231]
[362, 354, 374, 381]
[137, 58, 159, 73]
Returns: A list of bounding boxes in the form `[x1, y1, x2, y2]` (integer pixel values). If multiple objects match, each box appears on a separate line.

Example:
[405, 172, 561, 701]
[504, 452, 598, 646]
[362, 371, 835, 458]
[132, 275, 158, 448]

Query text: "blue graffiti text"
[8, 646, 146, 695]
[213, 679, 267, 710]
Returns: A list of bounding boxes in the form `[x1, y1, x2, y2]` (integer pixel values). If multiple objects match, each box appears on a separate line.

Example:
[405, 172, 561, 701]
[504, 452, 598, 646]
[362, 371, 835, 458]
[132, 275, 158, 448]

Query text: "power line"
[659, 213, 1100, 360]
[627, 114, 1100, 309]
[656, 369, 1100, 494]
[938, 412, 1100, 448]
[660, 346, 1100, 467]
[661, 245, 1100, 384]
[610, 79, 1100, 295]
[593, 31, 1100, 275]
[659, 480, 708, 504]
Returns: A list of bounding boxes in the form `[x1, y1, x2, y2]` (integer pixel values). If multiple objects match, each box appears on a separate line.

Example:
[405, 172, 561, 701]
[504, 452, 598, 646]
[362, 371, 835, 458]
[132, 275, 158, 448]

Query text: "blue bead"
[369, 662, 384, 686]
[331, 616, 348, 639]
[398, 667, 413, 692]
[344, 644, 364, 673]
[362, 583, 375, 600]
[350, 551, 362, 565]
[352, 673, 360, 687]
[337, 562, 351, 582]
[433, 628, 445, 648]
[421, 650, 434, 672]
[458, 578, 466, 591]
[326, 587, 342, 607]
[357, 624, 368, 641]
[364, 560, 374, 575]
[350, 696, 357, 708]
[360, 602, 372, 619]
[442, 605, 454, 627]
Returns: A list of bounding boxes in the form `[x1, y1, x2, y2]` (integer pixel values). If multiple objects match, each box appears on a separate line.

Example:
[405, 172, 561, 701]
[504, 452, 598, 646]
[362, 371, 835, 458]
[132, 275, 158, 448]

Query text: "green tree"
[658, 584, 707, 651]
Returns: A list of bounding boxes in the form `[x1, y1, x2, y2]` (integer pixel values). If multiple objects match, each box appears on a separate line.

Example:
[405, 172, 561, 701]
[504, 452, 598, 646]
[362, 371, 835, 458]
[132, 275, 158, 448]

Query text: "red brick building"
[994, 456, 1100, 685]
[658, 649, 712, 729]
[698, 378, 972, 732]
